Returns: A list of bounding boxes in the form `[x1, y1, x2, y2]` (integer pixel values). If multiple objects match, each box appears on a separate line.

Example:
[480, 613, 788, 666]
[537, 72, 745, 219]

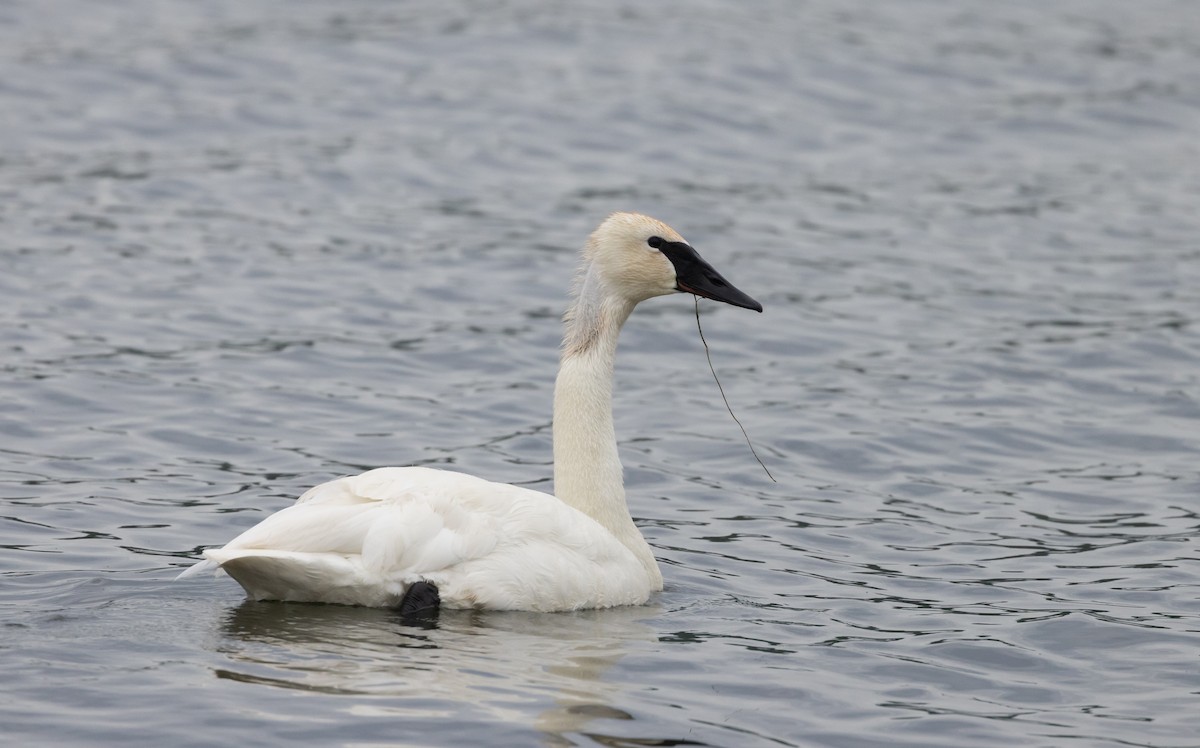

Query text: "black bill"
[659, 241, 762, 313]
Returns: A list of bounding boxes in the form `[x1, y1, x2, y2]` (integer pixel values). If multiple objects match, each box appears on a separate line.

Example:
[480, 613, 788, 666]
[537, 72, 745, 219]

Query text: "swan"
[177, 212, 762, 612]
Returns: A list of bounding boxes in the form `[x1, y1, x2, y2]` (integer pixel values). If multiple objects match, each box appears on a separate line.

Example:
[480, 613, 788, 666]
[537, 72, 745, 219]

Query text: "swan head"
[584, 212, 762, 313]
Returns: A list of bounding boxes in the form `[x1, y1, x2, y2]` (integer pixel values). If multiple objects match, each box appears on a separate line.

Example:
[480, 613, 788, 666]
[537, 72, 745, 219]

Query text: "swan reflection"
[215, 601, 661, 742]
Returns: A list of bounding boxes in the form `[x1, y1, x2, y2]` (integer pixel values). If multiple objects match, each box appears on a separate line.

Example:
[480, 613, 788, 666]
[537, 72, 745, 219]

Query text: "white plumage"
[177, 212, 761, 611]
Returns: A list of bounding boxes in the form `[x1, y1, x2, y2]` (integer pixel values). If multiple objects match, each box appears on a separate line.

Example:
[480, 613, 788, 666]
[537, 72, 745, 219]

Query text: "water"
[2, 1, 1199, 745]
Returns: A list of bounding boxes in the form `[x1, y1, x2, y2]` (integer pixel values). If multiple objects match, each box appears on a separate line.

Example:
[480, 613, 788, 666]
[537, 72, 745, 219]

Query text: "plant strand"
[694, 297, 775, 482]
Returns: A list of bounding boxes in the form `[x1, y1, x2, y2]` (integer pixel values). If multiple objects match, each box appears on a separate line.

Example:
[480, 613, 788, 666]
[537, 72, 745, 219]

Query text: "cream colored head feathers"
[578, 212, 688, 304]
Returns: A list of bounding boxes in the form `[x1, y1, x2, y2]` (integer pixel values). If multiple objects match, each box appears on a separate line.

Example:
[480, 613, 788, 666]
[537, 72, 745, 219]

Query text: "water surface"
[2, 1, 1199, 746]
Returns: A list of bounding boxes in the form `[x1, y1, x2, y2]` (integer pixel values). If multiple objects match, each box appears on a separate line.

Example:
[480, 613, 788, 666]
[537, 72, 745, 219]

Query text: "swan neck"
[552, 268, 660, 586]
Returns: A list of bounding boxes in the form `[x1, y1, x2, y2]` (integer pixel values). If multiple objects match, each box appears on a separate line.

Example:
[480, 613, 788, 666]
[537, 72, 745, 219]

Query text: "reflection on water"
[216, 601, 660, 745]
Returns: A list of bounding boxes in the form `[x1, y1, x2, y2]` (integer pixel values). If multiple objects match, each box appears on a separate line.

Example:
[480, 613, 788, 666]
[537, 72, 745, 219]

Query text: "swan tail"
[204, 549, 403, 607]
[174, 558, 222, 580]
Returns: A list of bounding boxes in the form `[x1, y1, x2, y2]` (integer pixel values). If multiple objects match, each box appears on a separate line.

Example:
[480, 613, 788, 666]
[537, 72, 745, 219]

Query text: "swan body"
[187, 467, 654, 611]
[178, 212, 761, 611]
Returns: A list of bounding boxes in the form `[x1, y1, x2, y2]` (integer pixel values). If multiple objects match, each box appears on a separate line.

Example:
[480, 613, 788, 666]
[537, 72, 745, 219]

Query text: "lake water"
[2, 1, 1199, 746]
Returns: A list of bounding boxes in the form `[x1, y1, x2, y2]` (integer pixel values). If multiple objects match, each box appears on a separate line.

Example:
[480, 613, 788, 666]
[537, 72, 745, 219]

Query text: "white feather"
[192, 468, 650, 611]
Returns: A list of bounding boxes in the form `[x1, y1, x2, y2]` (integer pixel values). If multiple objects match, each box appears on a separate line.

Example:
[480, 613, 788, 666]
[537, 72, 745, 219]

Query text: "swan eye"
[647, 236, 664, 249]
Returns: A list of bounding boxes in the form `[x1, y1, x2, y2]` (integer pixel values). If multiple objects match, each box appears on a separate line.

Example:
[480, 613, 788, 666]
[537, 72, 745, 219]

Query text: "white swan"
[177, 212, 761, 612]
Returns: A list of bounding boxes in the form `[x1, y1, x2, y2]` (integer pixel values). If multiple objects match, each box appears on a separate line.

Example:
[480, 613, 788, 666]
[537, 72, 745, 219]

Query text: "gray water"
[2, 1, 1199, 746]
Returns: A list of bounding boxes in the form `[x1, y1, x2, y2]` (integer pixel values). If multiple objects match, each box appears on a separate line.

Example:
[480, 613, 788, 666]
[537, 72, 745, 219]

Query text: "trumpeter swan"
[177, 212, 761, 612]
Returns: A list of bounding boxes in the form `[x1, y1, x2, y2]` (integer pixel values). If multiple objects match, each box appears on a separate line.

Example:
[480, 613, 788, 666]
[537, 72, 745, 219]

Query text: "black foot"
[398, 581, 440, 622]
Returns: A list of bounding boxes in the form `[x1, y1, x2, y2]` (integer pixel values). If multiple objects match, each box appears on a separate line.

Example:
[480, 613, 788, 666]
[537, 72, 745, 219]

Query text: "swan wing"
[190, 467, 652, 611]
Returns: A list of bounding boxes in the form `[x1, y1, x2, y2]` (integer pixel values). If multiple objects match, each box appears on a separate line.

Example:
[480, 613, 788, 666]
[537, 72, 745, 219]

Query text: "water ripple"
[3, 1, 1200, 746]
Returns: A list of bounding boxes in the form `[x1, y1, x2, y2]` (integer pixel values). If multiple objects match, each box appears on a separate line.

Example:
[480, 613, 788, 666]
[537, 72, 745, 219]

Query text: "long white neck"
[552, 265, 663, 588]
